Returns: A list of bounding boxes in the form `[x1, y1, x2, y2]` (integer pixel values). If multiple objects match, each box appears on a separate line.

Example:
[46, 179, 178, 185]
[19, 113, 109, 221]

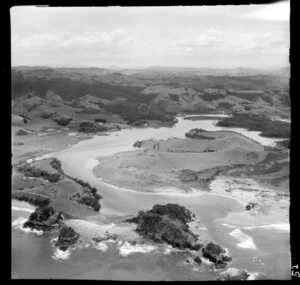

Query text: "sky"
[11, 1, 290, 69]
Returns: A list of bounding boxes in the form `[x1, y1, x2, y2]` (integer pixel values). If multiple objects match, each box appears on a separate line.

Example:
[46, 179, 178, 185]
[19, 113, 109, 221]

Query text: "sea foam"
[52, 247, 71, 261]
[12, 217, 43, 235]
[243, 223, 290, 232]
[93, 241, 109, 252]
[229, 229, 257, 250]
[118, 241, 157, 257]
[12, 206, 34, 213]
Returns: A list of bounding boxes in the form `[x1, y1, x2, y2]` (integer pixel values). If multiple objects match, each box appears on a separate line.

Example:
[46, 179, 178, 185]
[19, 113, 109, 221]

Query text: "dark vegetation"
[276, 139, 290, 149]
[193, 256, 202, 265]
[12, 71, 159, 121]
[200, 93, 226, 101]
[15, 129, 29, 136]
[202, 242, 232, 269]
[105, 102, 173, 123]
[245, 202, 258, 211]
[178, 169, 199, 183]
[12, 191, 51, 207]
[94, 118, 107, 124]
[23, 205, 64, 231]
[68, 177, 102, 211]
[130, 120, 149, 127]
[49, 158, 63, 172]
[218, 102, 235, 109]
[53, 115, 73, 126]
[126, 204, 203, 250]
[183, 116, 221, 121]
[133, 141, 143, 147]
[78, 122, 108, 133]
[71, 192, 101, 211]
[55, 225, 80, 251]
[261, 95, 273, 104]
[41, 112, 54, 119]
[225, 150, 289, 178]
[185, 129, 216, 140]
[19, 114, 31, 122]
[217, 114, 290, 138]
[76, 108, 101, 114]
[169, 94, 180, 102]
[226, 90, 262, 102]
[17, 164, 61, 182]
[48, 157, 102, 211]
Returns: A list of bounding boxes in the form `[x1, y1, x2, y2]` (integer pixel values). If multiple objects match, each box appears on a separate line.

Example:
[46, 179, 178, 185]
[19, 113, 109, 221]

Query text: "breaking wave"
[118, 241, 157, 257]
[229, 229, 257, 250]
[52, 247, 71, 261]
[12, 217, 43, 236]
[12, 206, 34, 213]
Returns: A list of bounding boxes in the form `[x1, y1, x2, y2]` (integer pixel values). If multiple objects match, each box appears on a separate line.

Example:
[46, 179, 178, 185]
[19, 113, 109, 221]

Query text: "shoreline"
[14, 114, 289, 228]
[29, 114, 288, 218]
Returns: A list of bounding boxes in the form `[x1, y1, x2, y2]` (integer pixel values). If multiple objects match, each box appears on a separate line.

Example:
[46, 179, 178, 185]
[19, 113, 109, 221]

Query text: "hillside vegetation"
[12, 66, 290, 124]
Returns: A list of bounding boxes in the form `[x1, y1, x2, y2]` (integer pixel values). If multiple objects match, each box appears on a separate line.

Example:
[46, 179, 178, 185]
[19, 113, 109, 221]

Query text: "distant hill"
[11, 66, 290, 122]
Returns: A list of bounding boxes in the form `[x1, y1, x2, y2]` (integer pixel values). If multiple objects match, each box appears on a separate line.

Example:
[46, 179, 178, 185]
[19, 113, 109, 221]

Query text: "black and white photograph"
[11, 1, 291, 280]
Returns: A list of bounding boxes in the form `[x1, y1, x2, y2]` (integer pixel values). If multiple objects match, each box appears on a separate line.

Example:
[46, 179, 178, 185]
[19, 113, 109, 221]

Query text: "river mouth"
[13, 114, 290, 280]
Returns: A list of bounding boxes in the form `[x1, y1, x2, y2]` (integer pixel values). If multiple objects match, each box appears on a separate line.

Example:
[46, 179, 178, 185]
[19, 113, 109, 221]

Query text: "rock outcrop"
[92, 232, 117, 243]
[23, 206, 64, 231]
[55, 225, 80, 251]
[193, 256, 202, 265]
[126, 204, 202, 251]
[202, 242, 232, 269]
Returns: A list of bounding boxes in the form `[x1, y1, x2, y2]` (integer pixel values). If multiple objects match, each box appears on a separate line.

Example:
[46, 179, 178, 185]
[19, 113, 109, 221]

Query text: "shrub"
[17, 164, 61, 182]
[218, 102, 235, 109]
[50, 158, 62, 172]
[53, 116, 73, 126]
[78, 122, 108, 133]
[41, 112, 54, 119]
[94, 118, 107, 124]
[185, 129, 215, 140]
[12, 191, 51, 207]
[133, 141, 143, 147]
[15, 129, 29, 136]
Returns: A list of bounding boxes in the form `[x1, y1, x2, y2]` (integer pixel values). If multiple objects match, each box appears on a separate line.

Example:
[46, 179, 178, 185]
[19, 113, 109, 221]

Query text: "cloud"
[240, 1, 289, 21]
[234, 31, 289, 54]
[175, 28, 223, 52]
[12, 29, 140, 53]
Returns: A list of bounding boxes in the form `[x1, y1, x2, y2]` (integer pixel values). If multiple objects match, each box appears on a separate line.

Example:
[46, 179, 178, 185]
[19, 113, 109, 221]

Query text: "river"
[12, 115, 290, 280]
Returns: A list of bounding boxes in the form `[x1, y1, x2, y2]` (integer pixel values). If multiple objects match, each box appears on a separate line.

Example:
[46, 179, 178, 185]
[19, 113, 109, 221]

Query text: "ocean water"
[14, 115, 290, 280]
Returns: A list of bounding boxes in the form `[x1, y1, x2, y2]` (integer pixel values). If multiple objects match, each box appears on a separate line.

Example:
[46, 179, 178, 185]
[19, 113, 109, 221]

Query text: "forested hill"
[11, 66, 290, 123]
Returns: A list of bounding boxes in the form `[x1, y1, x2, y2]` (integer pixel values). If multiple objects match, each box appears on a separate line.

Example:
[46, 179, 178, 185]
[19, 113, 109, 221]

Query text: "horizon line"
[11, 64, 290, 70]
